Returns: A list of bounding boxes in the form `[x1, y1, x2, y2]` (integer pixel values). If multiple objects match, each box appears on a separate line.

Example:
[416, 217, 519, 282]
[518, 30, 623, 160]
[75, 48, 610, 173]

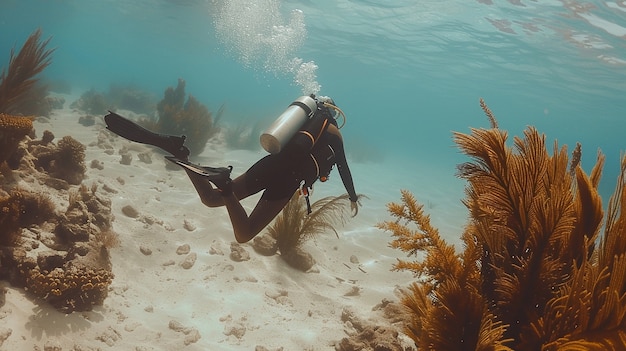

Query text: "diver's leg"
[183, 171, 259, 208]
[222, 191, 292, 243]
[182, 169, 223, 207]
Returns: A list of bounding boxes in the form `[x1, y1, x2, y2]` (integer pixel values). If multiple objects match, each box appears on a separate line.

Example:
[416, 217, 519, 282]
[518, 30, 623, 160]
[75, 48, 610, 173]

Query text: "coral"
[54, 136, 86, 185]
[106, 83, 157, 115]
[26, 264, 113, 312]
[0, 113, 34, 167]
[223, 117, 263, 151]
[0, 189, 56, 246]
[378, 99, 626, 350]
[0, 127, 115, 313]
[10, 80, 56, 117]
[71, 84, 157, 116]
[267, 192, 362, 271]
[33, 135, 86, 185]
[0, 28, 55, 114]
[70, 88, 108, 115]
[155, 78, 220, 156]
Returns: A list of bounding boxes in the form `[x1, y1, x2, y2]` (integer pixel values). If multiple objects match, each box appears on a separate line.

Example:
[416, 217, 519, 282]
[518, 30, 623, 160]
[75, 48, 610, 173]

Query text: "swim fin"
[104, 111, 190, 159]
[164, 156, 232, 179]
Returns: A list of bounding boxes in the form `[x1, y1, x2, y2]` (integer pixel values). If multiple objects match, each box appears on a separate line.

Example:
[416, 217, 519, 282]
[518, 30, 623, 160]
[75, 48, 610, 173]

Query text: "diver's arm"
[327, 126, 358, 203]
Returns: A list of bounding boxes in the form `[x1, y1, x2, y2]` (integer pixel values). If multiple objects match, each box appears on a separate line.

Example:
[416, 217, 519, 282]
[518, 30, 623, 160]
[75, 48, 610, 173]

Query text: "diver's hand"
[350, 201, 359, 217]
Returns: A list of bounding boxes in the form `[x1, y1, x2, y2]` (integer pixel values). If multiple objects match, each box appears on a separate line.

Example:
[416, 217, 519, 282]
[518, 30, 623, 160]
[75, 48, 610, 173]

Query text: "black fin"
[164, 156, 232, 178]
[104, 111, 190, 159]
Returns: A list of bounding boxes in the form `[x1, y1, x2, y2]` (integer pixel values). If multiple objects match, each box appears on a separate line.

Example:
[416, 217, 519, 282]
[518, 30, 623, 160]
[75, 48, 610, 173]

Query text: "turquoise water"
[2, 0, 625, 197]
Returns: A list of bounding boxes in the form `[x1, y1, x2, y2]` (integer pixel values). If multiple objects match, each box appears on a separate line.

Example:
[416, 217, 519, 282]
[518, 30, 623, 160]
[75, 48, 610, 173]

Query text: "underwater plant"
[223, 118, 263, 151]
[70, 88, 108, 115]
[267, 192, 362, 270]
[106, 83, 157, 115]
[153, 78, 220, 156]
[0, 28, 54, 114]
[71, 84, 156, 116]
[378, 99, 626, 350]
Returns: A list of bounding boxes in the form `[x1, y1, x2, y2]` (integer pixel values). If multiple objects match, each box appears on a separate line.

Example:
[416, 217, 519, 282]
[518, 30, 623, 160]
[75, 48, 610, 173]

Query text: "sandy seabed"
[0, 101, 467, 350]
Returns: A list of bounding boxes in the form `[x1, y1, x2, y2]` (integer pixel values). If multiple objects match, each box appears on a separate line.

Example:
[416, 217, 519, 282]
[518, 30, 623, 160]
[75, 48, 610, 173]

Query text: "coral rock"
[176, 244, 190, 255]
[230, 242, 250, 262]
[37, 251, 65, 272]
[281, 247, 315, 272]
[180, 252, 197, 269]
[252, 234, 278, 256]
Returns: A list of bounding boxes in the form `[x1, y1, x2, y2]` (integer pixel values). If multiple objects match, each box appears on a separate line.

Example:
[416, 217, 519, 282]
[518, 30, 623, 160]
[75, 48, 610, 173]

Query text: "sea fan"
[268, 192, 360, 254]
[380, 98, 626, 349]
[0, 28, 54, 114]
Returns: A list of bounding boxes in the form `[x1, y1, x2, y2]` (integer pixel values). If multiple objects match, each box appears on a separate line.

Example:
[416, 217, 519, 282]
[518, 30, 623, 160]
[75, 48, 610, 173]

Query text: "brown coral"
[0, 113, 34, 167]
[379, 99, 626, 350]
[33, 135, 86, 185]
[0, 189, 56, 246]
[26, 265, 113, 312]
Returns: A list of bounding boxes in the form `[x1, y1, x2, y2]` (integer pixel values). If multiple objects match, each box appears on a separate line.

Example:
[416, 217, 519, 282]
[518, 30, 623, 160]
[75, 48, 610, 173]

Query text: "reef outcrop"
[0, 132, 116, 312]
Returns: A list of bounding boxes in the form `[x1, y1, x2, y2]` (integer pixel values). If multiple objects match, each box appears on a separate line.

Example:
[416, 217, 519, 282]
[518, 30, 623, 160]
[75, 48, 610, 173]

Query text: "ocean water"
[2, 0, 625, 199]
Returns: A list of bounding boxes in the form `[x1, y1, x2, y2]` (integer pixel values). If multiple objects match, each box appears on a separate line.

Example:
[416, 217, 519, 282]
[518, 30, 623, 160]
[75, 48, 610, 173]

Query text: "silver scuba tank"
[260, 95, 318, 154]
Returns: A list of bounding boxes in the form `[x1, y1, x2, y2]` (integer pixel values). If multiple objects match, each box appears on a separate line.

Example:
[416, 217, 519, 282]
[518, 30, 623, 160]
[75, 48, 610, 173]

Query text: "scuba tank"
[260, 95, 318, 154]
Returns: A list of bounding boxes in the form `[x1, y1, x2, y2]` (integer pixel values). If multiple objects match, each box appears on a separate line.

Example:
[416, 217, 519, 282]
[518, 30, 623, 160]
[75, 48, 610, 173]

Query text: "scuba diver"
[104, 95, 359, 243]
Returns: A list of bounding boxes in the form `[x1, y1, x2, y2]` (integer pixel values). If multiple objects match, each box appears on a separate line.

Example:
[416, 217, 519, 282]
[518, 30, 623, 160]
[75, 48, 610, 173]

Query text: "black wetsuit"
[244, 125, 357, 202]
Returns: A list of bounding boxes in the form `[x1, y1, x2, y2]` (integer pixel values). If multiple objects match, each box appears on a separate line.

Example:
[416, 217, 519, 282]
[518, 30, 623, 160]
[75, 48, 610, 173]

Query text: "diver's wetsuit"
[244, 124, 357, 202]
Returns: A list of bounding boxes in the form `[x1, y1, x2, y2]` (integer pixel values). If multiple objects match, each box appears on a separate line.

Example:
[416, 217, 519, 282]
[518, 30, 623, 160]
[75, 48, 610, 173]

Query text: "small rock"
[223, 324, 246, 339]
[344, 286, 361, 297]
[122, 205, 139, 218]
[0, 327, 11, 347]
[78, 115, 95, 126]
[252, 234, 278, 256]
[183, 219, 196, 232]
[139, 246, 152, 255]
[137, 152, 152, 164]
[349, 255, 359, 264]
[230, 242, 250, 262]
[180, 252, 197, 269]
[44, 340, 62, 351]
[102, 183, 118, 193]
[120, 153, 132, 165]
[209, 244, 224, 255]
[184, 329, 201, 345]
[176, 244, 191, 255]
[281, 247, 315, 272]
[90, 159, 104, 170]
[0, 287, 6, 307]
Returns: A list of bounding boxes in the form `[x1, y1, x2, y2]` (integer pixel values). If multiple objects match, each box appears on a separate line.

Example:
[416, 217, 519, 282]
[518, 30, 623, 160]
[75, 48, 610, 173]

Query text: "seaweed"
[267, 192, 363, 271]
[379, 99, 626, 349]
[0, 28, 55, 114]
[70, 88, 108, 115]
[154, 78, 219, 156]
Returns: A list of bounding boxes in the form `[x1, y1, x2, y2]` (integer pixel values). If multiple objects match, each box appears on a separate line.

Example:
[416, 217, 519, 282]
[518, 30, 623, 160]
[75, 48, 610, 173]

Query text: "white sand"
[0, 105, 467, 350]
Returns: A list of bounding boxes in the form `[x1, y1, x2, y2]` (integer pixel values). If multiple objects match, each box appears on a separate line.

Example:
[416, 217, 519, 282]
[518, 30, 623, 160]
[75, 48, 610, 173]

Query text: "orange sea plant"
[378, 99, 626, 350]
